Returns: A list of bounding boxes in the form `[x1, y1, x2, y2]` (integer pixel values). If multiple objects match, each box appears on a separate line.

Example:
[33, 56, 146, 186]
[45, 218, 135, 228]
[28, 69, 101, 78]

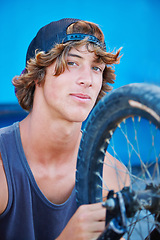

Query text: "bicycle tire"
[76, 83, 160, 239]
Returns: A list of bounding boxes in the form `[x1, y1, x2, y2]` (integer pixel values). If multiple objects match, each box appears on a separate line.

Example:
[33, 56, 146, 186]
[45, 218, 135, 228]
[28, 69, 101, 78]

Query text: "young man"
[0, 18, 127, 239]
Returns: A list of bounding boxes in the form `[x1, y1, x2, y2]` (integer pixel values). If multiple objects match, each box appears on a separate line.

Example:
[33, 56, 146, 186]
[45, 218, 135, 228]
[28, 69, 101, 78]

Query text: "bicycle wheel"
[76, 83, 160, 240]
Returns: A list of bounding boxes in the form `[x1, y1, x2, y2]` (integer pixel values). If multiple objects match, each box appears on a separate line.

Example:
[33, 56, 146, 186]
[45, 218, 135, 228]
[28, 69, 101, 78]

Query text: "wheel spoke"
[102, 116, 160, 239]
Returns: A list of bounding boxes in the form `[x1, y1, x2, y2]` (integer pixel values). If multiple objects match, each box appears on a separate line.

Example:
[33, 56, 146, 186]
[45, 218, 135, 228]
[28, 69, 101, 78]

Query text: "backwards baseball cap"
[26, 18, 106, 64]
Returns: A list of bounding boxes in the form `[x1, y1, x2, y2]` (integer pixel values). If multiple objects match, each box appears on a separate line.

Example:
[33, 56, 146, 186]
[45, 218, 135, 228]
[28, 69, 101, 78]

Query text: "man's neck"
[19, 112, 82, 166]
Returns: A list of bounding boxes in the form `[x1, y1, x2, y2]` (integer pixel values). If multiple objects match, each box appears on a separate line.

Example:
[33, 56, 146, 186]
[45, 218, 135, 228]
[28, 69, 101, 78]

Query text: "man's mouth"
[70, 93, 91, 102]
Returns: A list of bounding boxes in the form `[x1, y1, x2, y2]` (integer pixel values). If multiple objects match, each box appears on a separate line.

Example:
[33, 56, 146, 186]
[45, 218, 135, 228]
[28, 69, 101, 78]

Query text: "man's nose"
[77, 66, 93, 87]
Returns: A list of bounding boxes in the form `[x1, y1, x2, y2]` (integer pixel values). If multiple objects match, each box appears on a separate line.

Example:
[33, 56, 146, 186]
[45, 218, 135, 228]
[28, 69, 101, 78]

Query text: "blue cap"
[26, 18, 105, 64]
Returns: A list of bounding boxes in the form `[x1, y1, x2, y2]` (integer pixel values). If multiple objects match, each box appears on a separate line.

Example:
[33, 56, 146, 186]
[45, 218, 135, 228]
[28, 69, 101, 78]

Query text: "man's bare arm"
[0, 153, 8, 214]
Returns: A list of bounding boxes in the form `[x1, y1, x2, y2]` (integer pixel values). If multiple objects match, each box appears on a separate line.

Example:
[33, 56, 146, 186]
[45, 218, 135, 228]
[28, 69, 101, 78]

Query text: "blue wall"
[0, 0, 160, 103]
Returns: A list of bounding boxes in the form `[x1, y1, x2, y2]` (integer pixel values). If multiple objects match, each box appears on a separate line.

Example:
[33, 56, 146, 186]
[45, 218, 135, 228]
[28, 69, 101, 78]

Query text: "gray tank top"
[0, 122, 77, 240]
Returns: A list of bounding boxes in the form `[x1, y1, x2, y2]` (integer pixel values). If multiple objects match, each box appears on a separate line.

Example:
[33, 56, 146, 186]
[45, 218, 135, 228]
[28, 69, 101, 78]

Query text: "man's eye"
[92, 66, 102, 72]
[67, 61, 77, 66]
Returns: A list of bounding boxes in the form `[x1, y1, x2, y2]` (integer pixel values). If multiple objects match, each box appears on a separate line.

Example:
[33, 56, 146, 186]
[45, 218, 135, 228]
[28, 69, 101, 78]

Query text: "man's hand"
[57, 202, 106, 240]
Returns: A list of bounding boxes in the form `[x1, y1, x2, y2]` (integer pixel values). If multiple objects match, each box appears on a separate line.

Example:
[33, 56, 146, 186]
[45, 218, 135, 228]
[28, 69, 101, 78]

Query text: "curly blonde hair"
[12, 20, 121, 111]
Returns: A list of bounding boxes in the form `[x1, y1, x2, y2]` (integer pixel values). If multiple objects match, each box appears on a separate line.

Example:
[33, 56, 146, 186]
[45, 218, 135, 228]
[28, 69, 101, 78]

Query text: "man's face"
[37, 45, 105, 123]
